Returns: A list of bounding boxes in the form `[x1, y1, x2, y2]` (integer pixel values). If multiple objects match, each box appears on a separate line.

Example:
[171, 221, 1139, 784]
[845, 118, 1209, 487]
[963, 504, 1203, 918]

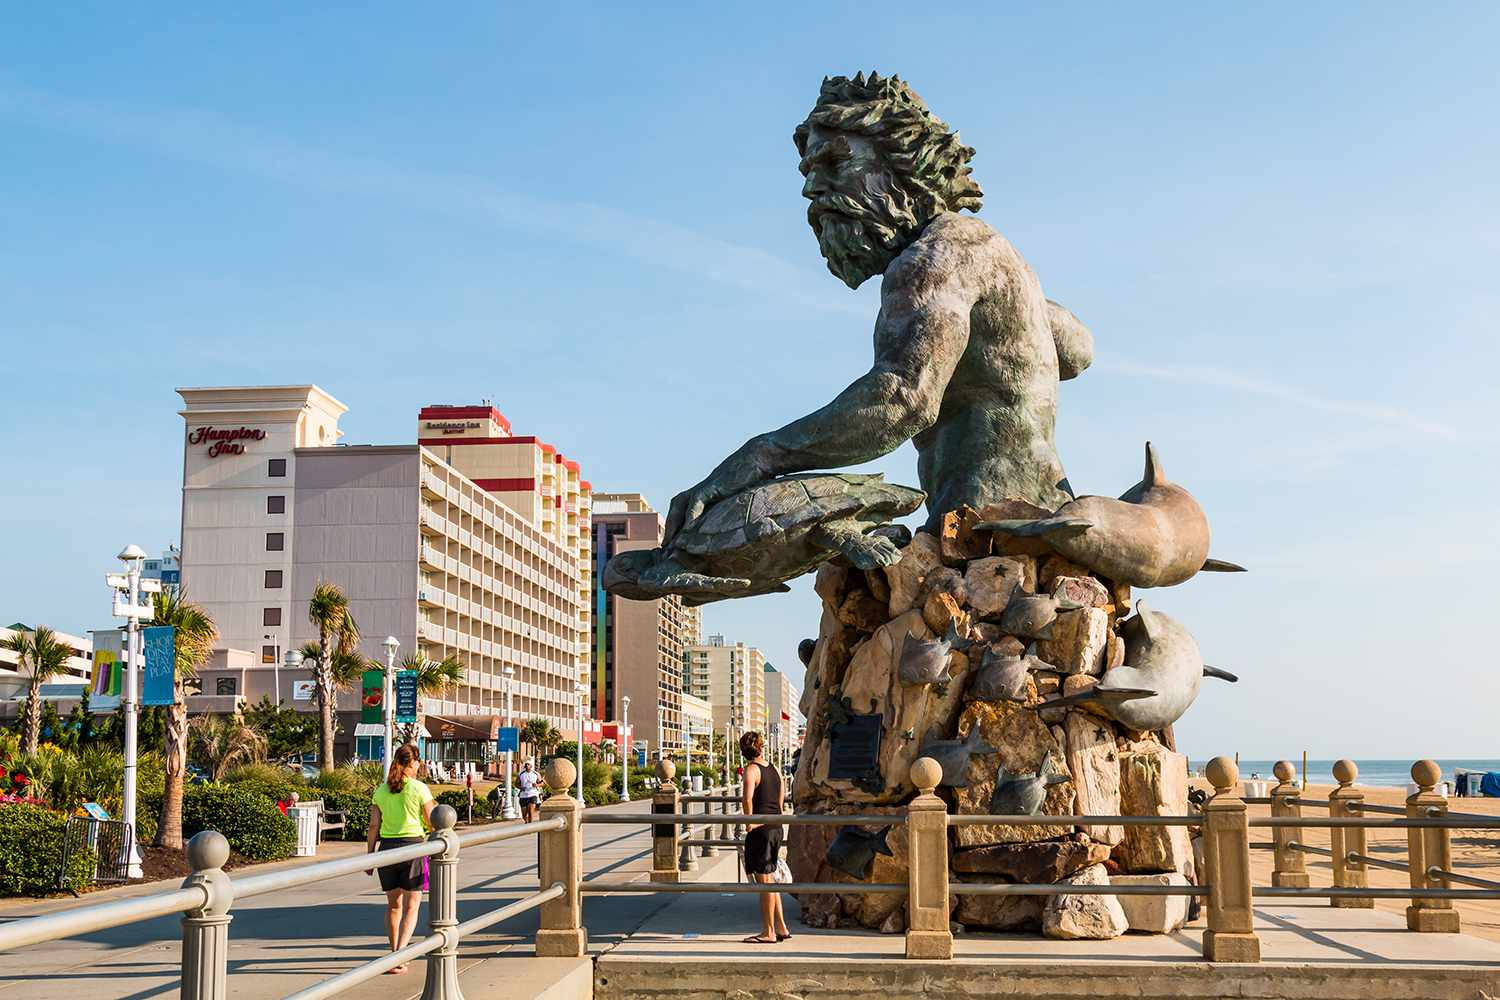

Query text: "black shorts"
[519, 795, 539, 809]
[376, 837, 427, 892]
[743, 825, 783, 876]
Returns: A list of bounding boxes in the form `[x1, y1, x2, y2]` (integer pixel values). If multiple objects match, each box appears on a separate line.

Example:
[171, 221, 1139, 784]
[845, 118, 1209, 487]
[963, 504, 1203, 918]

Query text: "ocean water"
[1200, 759, 1500, 788]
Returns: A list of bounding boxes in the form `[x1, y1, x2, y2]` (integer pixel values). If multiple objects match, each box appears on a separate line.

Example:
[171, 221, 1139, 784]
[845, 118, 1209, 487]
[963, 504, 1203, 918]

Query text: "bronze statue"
[663, 73, 1092, 550]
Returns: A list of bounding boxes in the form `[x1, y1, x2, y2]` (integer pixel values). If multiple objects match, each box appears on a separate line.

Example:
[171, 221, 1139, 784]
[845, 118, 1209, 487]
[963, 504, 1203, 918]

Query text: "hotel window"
[261, 644, 277, 664]
[266, 532, 284, 551]
[268, 458, 287, 477]
[267, 495, 286, 514]
[264, 569, 283, 589]
[263, 607, 282, 627]
[216, 677, 237, 696]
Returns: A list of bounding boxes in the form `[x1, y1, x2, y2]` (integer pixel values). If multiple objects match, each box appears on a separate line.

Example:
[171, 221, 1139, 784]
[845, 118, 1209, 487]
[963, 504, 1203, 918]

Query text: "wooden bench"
[300, 799, 347, 841]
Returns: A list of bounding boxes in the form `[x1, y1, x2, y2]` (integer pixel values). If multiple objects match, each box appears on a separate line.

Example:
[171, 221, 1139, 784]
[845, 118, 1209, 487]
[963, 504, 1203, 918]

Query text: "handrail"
[583, 812, 900, 825]
[948, 814, 1200, 826]
[581, 880, 907, 894]
[282, 930, 446, 1000]
[952, 882, 1210, 897]
[1347, 851, 1412, 875]
[1252, 815, 1500, 829]
[459, 814, 566, 848]
[0, 885, 208, 952]
[452, 882, 565, 937]
[1430, 867, 1500, 891]
[235, 838, 443, 901]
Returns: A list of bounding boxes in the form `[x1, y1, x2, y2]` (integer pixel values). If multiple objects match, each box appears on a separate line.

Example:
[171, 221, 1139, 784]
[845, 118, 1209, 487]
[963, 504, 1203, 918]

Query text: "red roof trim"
[417, 405, 511, 432]
[540, 443, 556, 454]
[563, 459, 580, 473]
[579, 480, 592, 491]
[472, 477, 536, 492]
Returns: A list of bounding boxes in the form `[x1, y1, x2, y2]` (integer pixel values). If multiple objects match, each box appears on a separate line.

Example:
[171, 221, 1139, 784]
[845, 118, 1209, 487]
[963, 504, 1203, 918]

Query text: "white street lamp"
[280, 648, 302, 708]
[501, 665, 518, 819]
[574, 682, 587, 802]
[619, 695, 631, 803]
[108, 543, 153, 878]
[382, 636, 399, 776]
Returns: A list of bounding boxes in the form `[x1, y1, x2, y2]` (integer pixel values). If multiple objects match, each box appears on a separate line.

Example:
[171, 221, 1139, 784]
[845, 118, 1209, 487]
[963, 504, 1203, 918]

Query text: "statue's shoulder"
[884, 212, 1007, 294]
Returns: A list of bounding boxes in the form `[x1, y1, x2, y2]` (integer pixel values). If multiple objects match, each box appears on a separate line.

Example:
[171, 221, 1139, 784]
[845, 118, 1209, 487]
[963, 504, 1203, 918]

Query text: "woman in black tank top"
[740, 731, 791, 944]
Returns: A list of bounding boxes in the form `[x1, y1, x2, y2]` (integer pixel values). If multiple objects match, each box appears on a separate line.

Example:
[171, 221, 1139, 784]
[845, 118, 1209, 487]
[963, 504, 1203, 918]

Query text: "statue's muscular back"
[889, 213, 1077, 528]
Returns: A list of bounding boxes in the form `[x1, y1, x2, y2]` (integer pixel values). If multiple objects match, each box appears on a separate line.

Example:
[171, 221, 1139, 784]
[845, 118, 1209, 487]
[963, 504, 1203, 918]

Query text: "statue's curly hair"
[794, 72, 983, 217]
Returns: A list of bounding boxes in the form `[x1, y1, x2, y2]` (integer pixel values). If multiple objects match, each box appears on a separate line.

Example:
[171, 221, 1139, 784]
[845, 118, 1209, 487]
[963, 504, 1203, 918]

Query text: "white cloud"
[1103, 361, 1458, 440]
[0, 86, 864, 317]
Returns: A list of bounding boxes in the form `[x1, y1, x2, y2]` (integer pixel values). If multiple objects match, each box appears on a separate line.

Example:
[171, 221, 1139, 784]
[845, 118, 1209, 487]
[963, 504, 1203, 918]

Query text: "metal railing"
[544, 755, 1500, 964]
[0, 805, 563, 999]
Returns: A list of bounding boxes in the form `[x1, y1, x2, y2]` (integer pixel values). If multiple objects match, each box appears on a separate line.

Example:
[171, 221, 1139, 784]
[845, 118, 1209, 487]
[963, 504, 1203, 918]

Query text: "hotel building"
[763, 661, 806, 761]
[176, 386, 592, 756]
[0, 624, 93, 703]
[686, 634, 766, 738]
[589, 493, 694, 753]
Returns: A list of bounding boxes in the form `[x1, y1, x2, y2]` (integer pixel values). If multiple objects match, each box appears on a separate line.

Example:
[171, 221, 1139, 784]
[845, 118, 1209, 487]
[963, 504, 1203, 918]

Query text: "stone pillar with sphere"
[535, 758, 587, 957]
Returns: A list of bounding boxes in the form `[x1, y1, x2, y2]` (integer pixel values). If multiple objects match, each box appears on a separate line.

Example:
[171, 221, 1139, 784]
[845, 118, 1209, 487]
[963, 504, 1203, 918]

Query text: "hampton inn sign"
[188, 426, 266, 457]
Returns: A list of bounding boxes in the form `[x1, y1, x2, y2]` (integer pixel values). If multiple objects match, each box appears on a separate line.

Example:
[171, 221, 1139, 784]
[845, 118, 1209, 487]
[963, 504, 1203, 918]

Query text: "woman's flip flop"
[742, 934, 778, 944]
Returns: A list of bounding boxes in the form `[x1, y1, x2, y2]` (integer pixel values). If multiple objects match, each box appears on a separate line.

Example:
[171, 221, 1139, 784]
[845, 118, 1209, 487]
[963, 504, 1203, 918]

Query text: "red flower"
[0, 765, 8, 779]
[12, 774, 29, 787]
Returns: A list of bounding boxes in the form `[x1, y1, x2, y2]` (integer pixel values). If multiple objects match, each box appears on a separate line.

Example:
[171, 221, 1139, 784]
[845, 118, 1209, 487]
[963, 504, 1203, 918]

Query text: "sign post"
[141, 626, 176, 707]
[395, 670, 419, 723]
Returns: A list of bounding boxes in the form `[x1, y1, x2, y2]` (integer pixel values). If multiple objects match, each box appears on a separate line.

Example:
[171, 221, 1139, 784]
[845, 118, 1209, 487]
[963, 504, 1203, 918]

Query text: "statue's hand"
[663, 442, 770, 546]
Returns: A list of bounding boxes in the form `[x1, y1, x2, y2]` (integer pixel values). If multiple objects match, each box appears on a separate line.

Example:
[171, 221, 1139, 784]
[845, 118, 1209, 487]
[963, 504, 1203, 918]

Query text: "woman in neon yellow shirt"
[365, 743, 435, 974]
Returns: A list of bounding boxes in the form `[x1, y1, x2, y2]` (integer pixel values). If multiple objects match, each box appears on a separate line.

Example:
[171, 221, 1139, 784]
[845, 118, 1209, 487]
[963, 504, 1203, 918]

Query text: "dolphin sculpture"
[968, 642, 1053, 703]
[897, 620, 977, 687]
[1032, 600, 1238, 730]
[997, 588, 1083, 639]
[826, 825, 894, 879]
[990, 758, 1070, 815]
[917, 727, 996, 787]
[976, 442, 1246, 588]
[797, 638, 818, 667]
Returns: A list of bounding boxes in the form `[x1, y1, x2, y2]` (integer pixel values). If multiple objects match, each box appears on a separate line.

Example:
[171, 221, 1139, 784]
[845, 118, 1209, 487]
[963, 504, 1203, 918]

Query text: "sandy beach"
[1202, 781, 1500, 943]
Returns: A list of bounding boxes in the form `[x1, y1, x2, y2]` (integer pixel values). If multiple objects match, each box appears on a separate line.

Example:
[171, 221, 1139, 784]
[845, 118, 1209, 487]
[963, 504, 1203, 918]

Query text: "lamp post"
[574, 682, 586, 803]
[501, 665, 518, 819]
[620, 695, 631, 803]
[107, 544, 154, 878]
[280, 648, 302, 708]
[381, 636, 399, 776]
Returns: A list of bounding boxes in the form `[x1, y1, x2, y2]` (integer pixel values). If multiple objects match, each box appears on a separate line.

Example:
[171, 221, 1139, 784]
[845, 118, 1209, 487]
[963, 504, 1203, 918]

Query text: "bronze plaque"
[828, 712, 883, 792]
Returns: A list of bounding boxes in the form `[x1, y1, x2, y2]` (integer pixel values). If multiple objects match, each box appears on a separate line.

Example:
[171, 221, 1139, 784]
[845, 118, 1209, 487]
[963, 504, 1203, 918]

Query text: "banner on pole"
[361, 669, 385, 724]
[496, 726, 519, 753]
[395, 669, 418, 723]
[142, 626, 176, 706]
[90, 630, 124, 697]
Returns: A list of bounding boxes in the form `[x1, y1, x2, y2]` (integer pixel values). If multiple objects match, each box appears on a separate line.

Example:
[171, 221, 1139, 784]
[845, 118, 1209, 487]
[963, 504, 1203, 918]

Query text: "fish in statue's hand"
[603, 473, 924, 606]
[917, 726, 996, 787]
[826, 824, 894, 880]
[989, 758, 1070, 816]
[1031, 600, 1237, 730]
[968, 642, 1053, 703]
[976, 443, 1246, 589]
[797, 638, 818, 666]
[897, 620, 976, 687]
[997, 587, 1083, 639]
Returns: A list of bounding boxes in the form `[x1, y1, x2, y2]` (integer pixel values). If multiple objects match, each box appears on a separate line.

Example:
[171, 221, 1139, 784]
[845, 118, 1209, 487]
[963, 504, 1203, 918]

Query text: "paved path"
[0, 799, 723, 999]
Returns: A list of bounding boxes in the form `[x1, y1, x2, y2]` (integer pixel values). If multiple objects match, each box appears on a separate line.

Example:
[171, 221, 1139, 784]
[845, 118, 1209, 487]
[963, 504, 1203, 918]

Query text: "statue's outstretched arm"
[664, 242, 978, 543]
[1047, 299, 1092, 381]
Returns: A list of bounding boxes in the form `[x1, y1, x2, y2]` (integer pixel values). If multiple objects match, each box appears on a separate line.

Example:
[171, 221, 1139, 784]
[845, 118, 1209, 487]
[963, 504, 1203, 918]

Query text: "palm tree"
[147, 590, 218, 849]
[522, 717, 561, 757]
[189, 714, 266, 781]
[394, 652, 465, 744]
[307, 583, 359, 771]
[1, 626, 72, 753]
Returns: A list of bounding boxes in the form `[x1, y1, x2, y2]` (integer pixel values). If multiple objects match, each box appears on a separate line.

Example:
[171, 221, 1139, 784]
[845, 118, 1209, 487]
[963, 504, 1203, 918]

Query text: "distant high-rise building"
[175, 386, 592, 763]
[142, 544, 181, 592]
[687, 634, 765, 737]
[590, 493, 693, 752]
[763, 661, 805, 764]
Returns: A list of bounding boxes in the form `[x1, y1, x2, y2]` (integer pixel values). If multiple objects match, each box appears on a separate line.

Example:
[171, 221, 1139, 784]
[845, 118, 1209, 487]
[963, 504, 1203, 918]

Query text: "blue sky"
[2, 5, 1497, 759]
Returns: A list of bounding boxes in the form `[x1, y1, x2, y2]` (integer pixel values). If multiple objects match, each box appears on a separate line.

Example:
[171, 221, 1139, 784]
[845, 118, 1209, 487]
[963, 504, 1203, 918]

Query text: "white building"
[0, 624, 92, 701]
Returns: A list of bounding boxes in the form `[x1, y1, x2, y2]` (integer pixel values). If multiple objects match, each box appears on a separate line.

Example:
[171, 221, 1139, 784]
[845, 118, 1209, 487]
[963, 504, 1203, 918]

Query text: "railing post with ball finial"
[1328, 759, 1372, 909]
[652, 757, 682, 882]
[1270, 760, 1309, 888]
[422, 804, 463, 1000]
[535, 757, 587, 957]
[180, 831, 234, 1000]
[1406, 759, 1460, 933]
[904, 756, 952, 960]
[1202, 756, 1260, 962]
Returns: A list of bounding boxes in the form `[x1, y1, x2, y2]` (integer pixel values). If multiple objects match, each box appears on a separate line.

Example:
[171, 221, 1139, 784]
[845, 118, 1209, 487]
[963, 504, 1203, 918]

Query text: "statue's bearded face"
[799, 125, 925, 289]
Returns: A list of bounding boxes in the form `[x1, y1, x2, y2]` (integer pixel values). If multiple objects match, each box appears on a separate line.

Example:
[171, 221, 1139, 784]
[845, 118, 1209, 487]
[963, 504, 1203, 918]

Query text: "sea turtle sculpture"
[603, 472, 925, 606]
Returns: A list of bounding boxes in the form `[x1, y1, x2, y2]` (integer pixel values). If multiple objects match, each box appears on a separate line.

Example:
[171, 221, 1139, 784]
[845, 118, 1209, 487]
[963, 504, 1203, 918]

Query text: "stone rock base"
[1110, 872, 1190, 933]
[792, 518, 1198, 940]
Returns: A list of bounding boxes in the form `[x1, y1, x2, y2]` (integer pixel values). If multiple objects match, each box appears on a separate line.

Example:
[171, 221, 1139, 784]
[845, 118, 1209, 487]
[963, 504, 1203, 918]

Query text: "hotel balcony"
[420, 543, 444, 569]
[421, 470, 445, 500]
[419, 506, 444, 535]
[418, 585, 443, 607]
[418, 619, 443, 642]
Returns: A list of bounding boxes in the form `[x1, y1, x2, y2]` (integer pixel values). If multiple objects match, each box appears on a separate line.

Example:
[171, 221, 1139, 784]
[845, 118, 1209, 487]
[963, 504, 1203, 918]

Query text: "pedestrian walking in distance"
[364, 743, 435, 974]
[739, 731, 791, 944]
[518, 758, 542, 822]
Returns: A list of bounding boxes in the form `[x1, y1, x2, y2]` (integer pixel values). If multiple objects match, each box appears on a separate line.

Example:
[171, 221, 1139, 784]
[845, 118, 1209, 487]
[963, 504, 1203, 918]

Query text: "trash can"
[287, 803, 320, 857]
[691, 774, 704, 793]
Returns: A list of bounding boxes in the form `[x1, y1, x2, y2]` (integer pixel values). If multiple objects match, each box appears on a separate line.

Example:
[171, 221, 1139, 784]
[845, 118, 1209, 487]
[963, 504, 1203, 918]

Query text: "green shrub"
[223, 763, 305, 805]
[308, 767, 363, 796]
[582, 785, 619, 808]
[183, 784, 295, 861]
[0, 803, 95, 895]
[434, 789, 471, 812]
[321, 790, 372, 841]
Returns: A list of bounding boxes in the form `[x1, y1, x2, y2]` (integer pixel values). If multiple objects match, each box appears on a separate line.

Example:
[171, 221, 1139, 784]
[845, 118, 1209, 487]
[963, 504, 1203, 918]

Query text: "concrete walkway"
[0, 798, 702, 999]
